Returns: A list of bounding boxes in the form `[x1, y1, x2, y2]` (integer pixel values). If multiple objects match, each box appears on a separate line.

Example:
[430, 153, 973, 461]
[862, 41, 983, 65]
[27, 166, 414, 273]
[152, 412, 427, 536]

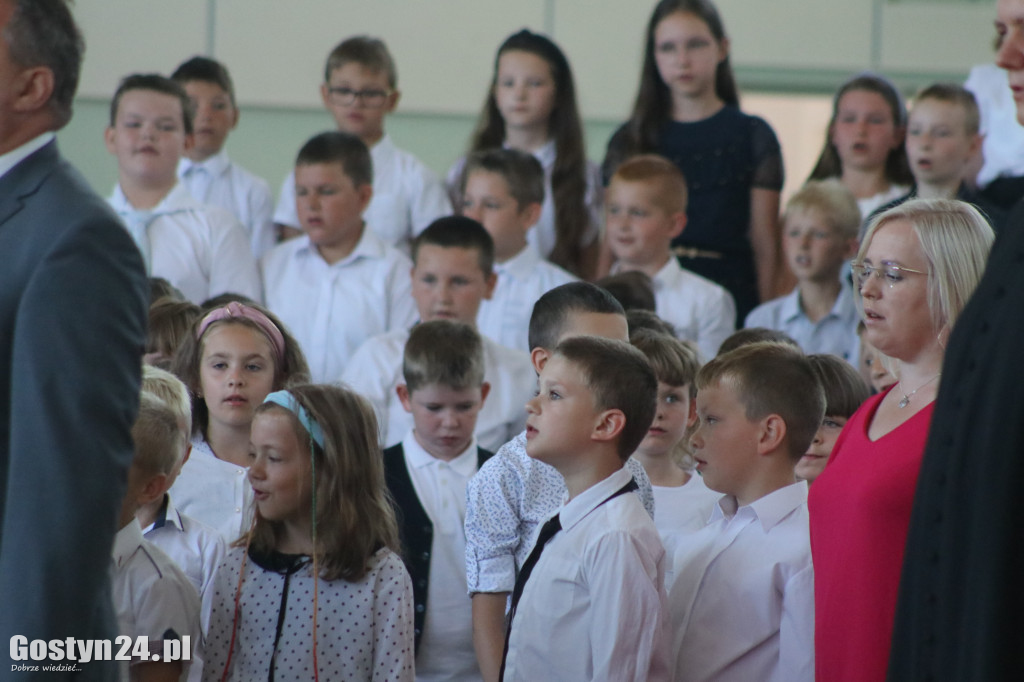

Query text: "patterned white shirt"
[274, 134, 451, 253]
[464, 430, 656, 594]
[203, 547, 414, 682]
[178, 150, 276, 259]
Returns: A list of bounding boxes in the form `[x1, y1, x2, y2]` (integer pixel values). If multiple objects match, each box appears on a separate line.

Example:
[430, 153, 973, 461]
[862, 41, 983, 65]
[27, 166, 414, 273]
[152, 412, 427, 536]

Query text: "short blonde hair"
[132, 392, 185, 476]
[610, 154, 688, 214]
[141, 365, 192, 437]
[859, 198, 994, 333]
[784, 179, 861, 240]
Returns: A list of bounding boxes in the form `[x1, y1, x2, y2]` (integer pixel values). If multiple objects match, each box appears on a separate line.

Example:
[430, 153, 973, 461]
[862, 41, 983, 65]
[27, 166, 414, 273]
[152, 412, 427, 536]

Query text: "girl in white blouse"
[203, 384, 415, 682]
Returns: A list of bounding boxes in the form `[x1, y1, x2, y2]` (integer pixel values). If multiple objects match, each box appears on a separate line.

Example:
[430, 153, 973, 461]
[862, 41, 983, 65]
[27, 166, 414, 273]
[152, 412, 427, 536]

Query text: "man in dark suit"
[0, 1, 148, 678]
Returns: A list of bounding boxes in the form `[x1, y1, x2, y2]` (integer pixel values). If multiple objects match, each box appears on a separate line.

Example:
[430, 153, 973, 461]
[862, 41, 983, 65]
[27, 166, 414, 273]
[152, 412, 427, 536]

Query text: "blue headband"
[263, 390, 325, 449]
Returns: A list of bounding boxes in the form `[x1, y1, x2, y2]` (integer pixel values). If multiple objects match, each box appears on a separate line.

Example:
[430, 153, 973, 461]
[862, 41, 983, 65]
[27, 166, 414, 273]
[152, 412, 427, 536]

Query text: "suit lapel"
[0, 141, 59, 227]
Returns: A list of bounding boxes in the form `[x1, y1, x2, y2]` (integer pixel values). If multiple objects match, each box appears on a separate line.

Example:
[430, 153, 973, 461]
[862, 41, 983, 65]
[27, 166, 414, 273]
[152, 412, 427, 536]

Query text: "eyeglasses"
[325, 86, 392, 108]
[851, 261, 928, 288]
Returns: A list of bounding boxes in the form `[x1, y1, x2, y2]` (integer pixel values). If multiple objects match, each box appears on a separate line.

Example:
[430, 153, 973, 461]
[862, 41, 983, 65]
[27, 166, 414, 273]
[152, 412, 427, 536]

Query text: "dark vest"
[383, 442, 494, 650]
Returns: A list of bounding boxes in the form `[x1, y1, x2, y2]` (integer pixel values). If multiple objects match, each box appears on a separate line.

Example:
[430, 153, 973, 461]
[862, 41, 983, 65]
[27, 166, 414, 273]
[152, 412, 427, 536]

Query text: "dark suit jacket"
[383, 442, 493, 651]
[0, 140, 148, 680]
[888, 201, 1024, 680]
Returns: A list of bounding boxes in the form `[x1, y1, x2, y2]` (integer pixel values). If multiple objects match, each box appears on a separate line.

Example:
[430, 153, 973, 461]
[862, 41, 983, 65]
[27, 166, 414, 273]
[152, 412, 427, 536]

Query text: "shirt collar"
[296, 224, 386, 266]
[496, 243, 542, 278]
[112, 518, 145, 568]
[147, 493, 185, 533]
[559, 466, 634, 532]
[782, 278, 857, 324]
[109, 181, 198, 213]
[371, 133, 394, 159]
[0, 132, 55, 182]
[401, 430, 479, 476]
[709, 480, 808, 532]
[178, 149, 230, 179]
[609, 257, 675, 291]
[501, 138, 556, 170]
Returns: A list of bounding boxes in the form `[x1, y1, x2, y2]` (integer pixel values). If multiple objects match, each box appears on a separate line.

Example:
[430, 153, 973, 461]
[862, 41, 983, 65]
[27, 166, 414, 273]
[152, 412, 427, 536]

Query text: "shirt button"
[235, 508, 240, 513]
[415, 604, 425, 613]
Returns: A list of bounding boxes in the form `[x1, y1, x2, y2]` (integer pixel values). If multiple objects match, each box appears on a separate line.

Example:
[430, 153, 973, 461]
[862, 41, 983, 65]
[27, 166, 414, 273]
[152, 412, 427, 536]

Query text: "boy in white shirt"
[273, 36, 450, 250]
[114, 392, 201, 682]
[461, 148, 576, 352]
[384, 320, 493, 682]
[605, 155, 736, 360]
[501, 336, 670, 682]
[105, 74, 262, 305]
[171, 56, 276, 259]
[745, 180, 861, 363]
[137, 366, 225, 638]
[669, 342, 824, 682]
[262, 131, 417, 382]
[343, 216, 534, 451]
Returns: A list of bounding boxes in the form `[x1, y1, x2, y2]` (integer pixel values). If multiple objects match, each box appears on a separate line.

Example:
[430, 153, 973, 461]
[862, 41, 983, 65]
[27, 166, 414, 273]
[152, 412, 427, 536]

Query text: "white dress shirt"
[274, 134, 451, 253]
[342, 329, 535, 452]
[142, 494, 226, 635]
[261, 230, 417, 383]
[464, 431, 656, 594]
[476, 244, 577, 353]
[502, 467, 671, 682]
[651, 475, 722, 590]
[400, 433, 481, 682]
[112, 519, 201, 682]
[669, 481, 814, 682]
[178, 151, 276, 259]
[447, 140, 603, 259]
[108, 182, 262, 304]
[744, 279, 861, 364]
[966, 63, 1024, 186]
[614, 258, 735, 360]
[168, 437, 252, 544]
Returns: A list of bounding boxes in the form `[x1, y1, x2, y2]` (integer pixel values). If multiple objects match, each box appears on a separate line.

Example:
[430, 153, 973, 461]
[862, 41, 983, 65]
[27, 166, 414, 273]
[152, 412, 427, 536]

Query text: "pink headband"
[196, 302, 286, 365]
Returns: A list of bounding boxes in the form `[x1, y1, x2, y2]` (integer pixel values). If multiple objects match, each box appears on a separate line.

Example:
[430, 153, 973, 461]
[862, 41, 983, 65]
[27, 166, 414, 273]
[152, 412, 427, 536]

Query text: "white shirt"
[274, 134, 451, 253]
[857, 185, 909, 222]
[342, 329, 535, 452]
[169, 436, 252, 544]
[447, 140, 603, 258]
[476, 244, 577, 353]
[614, 258, 735, 360]
[203, 547, 415, 682]
[0, 131, 54, 180]
[463, 430, 656, 594]
[669, 481, 813, 682]
[142, 494, 227, 634]
[965, 63, 1024, 186]
[651, 475, 722, 590]
[108, 182, 263, 304]
[400, 433, 481, 682]
[745, 279, 861, 364]
[178, 151, 276, 259]
[112, 520, 201, 682]
[261, 230, 417, 383]
[502, 467, 671, 682]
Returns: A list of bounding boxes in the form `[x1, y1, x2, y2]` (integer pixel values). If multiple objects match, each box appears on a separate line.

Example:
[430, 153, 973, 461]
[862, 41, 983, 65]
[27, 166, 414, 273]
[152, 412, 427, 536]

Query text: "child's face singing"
[830, 89, 902, 174]
[248, 408, 312, 527]
[461, 170, 536, 262]
[525, 354, 603, 467]
[653, 11, 726, 103]
[782, 208, 856, 284]
[182, 80, 238, 161]
[411, 245, 496, 325]
[636, 381, 693, 460]
[199, 323, 277, 431]
[493, 49, 556, 135]
[690, 377, 761, 497]
[605, 179, 684, 271]
[795, 415, 848, 483]
[320, 62, 397, 144]
[295, 162, 372, 254]
[105, 89, 190, 188]
[398, 382, 488, 461]
[905, 99, 978, 189]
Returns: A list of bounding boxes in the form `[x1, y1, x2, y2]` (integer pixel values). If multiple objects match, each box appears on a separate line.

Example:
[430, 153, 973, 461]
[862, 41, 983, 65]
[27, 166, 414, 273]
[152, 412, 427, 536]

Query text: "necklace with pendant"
[897, 373, 941, 408]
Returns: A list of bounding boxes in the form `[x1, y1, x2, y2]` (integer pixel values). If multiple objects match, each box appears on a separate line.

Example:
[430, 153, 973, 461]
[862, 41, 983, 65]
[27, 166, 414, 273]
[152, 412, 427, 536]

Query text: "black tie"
[499, 477, 639, 680]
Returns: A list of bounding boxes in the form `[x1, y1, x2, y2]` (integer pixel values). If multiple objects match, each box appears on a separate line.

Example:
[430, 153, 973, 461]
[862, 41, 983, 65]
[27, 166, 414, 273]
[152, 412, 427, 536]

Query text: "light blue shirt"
[744, 279, 860, 364]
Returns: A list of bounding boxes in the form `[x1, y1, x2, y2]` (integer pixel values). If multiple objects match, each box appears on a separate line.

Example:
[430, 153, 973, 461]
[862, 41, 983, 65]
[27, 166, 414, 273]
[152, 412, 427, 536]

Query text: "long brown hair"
[617, 0, 739, 160]
[246, 384, 399, 581]
[464, 29, 591, 276]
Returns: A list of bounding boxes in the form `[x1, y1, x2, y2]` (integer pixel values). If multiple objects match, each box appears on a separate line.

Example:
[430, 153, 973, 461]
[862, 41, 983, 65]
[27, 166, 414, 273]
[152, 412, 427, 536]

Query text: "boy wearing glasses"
[745, 180, 861, 364]
[273, 36, 451, 252]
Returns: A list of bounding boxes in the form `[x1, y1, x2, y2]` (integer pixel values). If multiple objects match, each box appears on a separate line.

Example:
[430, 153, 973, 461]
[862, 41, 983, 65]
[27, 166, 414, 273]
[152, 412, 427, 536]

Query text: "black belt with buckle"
[672, 245, 724, 260]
